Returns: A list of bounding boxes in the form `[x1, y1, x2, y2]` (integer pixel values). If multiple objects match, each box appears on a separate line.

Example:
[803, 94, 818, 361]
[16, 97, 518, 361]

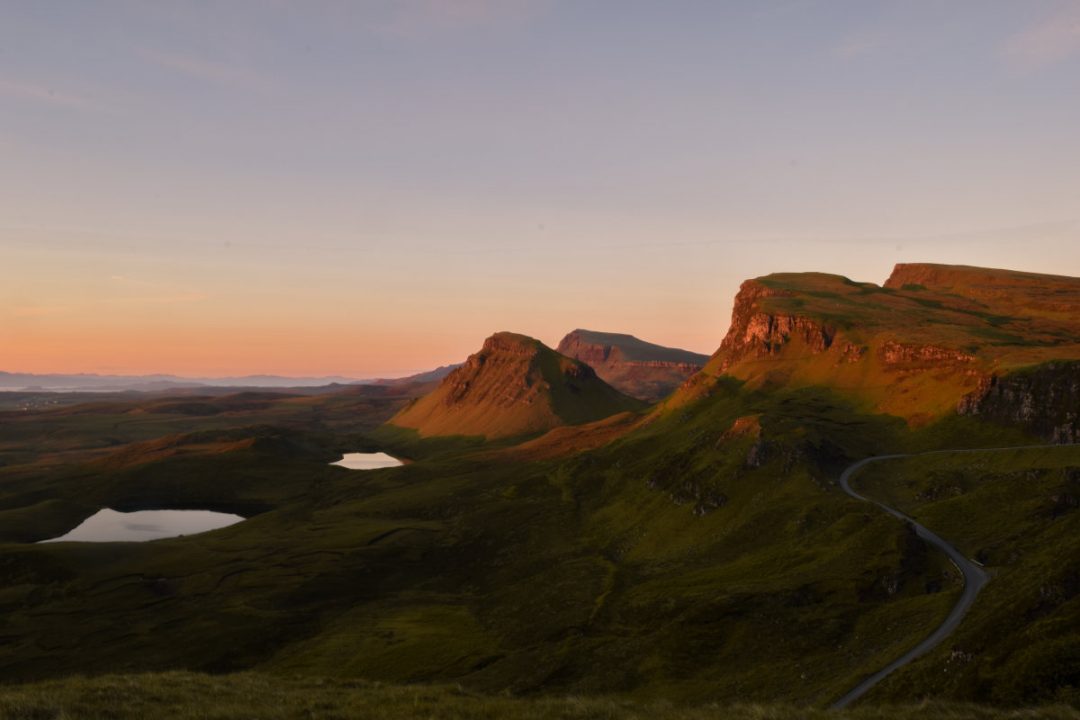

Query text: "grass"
[679, 270, 1080, 423]
[0, 294, 1076, 710]
[850, 447, 1080, 706]
[2, 672, 1079, 720]
[0, 385, 970, 705]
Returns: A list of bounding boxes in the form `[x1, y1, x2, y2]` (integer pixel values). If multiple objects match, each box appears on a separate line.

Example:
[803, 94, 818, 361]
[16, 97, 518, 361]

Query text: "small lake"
[39, 508, 245, 543]
[330, 451, 404, 470]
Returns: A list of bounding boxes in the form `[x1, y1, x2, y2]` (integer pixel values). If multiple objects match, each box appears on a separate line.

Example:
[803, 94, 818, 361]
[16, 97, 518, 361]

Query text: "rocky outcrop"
[958, 361, 1080, 443]
[879, 341, 976, 367]
[556, 330, 708, 402]
[716, 280, 836, 369]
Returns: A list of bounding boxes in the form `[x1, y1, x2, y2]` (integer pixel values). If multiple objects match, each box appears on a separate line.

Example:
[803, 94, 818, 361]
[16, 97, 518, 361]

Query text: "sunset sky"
[4, 1, 1080, 377]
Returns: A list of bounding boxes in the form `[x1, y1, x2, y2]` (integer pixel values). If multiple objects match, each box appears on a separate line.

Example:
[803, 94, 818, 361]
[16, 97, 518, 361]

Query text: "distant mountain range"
[0, 366, 461, 393]
[556, 329, 709, 401]
[388, 263, 1080, 444]
[1, 329, 705, 403]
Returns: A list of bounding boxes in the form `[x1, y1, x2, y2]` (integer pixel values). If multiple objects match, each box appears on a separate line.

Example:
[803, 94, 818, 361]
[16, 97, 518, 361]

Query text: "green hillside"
[0, 264, 1077, 710]
[851, 446, 1080, 706]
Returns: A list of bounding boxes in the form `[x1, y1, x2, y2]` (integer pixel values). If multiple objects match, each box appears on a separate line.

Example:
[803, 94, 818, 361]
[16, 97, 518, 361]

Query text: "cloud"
[142, 50, 273, 93]
[0, 77, 99, 110]
[1005, 1, 1080, 70]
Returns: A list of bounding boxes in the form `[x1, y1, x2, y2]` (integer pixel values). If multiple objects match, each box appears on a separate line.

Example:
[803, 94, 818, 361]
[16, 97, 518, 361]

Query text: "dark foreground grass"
[851, 446, 1080, 706]
[0, 673, 1076, 720]
[0, 385, 1073, 707]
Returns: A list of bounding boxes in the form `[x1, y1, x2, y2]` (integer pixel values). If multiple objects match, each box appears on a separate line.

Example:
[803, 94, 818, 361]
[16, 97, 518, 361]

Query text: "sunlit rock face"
[390, 332, 643, 439]
[665, 264, 1080, 425]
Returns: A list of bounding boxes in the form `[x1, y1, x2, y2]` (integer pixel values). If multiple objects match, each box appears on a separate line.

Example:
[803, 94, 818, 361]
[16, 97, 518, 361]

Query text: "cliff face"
[958, 361, 1080, 443]
[715, 280, 836, 370]
[878, 341, 976, 367]
[390, 332, 643, 439]
[556, 330, 708, 402]
[676, 265, 1080, 422]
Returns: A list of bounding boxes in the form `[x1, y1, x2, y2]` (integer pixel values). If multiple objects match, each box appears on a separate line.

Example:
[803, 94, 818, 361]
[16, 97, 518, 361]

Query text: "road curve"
[831, 443, 1077, 707]
[830, 449, 1012, 708]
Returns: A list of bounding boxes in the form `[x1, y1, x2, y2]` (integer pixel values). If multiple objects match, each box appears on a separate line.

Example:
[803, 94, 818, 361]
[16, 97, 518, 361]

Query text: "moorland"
[0, 263, 1077, 718]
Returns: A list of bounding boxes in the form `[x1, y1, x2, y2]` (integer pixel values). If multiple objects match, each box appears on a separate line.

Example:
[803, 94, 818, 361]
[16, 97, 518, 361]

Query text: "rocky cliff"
[556, 330, 708, 402]
[714, 279, 836, 370]
[958, 361, 1080, 443]
[673, 265, 1080, 422]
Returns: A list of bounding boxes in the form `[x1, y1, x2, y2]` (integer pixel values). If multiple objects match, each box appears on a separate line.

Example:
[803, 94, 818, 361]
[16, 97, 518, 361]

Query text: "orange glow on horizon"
[3, 322, 472, 378]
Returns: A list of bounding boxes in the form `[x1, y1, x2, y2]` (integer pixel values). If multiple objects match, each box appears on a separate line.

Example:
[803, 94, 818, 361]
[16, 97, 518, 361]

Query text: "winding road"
[830, 444, 1078, 707]
[826, 443, 1078, 708]
[830, 451, 989, 708]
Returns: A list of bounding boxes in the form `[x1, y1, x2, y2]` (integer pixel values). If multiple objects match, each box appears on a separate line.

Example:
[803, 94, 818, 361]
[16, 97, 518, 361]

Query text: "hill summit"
[556, 329, 709, 401]
[389, 332, 643, 439]
[671, 263, 1080, 428]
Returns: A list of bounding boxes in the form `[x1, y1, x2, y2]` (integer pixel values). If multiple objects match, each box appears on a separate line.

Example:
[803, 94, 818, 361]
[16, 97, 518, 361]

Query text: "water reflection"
[330, 452, 403, 470]
[40, 508, 244, 543]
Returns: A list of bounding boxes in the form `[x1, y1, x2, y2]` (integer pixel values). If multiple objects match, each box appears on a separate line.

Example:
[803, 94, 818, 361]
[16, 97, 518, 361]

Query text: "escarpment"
[671, 264, 1080, 423]
[959, 361, 1080, 443]
[715, 279, 837, 370]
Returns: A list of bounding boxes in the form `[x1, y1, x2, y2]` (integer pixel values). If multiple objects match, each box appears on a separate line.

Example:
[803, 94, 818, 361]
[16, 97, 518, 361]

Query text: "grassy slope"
[850, 446, 1080, 706]
[0, 387, 416, 544]
[0, 397, 1072, 706]
[0, 384, 975, 706]
[1, 266, 1077, 709]
[756, 269, 1079, 366]
[0, 388, 411, 469]
[2, 672, 1078, 720]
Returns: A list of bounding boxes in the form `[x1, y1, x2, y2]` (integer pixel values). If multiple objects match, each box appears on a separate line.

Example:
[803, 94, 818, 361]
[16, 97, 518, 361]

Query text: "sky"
[3, 0, 1080, 378]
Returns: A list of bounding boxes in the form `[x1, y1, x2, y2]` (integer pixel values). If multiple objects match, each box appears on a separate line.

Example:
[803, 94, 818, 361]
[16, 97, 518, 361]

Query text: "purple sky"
[4, 1, 1079, 376]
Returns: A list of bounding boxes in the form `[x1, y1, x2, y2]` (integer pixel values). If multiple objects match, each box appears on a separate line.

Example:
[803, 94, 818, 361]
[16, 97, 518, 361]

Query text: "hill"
[556, 329, 709, 401]
[1, 264, 1078, 708]
[670, 263, 1080, 431]
[388, 332, 644, 439]
[370, 363, 461, 387]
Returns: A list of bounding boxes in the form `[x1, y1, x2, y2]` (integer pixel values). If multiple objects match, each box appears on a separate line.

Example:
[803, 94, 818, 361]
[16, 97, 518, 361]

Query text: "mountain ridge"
[389, 332, 644, 438]
[668, 263, 1080, 432]
[556, 329, 709, 401]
